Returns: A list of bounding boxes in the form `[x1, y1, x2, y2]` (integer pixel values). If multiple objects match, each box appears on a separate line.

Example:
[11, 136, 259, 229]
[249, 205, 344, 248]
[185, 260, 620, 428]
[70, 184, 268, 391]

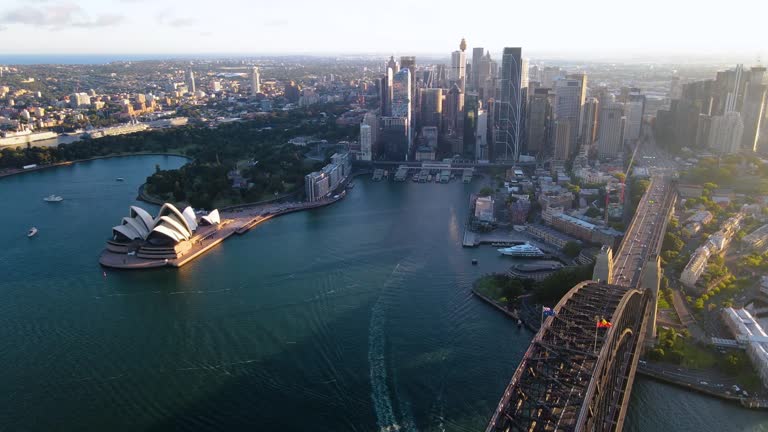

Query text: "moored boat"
[43, 194, 63, 202]
[497, 242, 546, 258]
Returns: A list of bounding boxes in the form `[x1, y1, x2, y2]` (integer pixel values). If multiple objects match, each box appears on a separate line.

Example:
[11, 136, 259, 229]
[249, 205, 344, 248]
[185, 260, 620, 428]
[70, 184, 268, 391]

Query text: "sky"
[0, 0, 766, 61]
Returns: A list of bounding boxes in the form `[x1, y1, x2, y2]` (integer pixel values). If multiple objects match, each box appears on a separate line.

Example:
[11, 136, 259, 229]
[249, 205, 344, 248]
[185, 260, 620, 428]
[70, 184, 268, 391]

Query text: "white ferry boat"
[498, 242, 546, 258]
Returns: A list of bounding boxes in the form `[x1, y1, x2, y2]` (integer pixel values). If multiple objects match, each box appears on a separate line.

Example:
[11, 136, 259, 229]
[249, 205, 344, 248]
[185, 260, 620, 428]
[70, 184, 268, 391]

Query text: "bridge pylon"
[640, 255, 661, 344]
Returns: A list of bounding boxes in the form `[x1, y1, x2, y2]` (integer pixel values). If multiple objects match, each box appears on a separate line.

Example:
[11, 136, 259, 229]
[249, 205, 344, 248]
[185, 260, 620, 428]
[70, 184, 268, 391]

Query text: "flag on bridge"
[596, 318, 612, 328]
[542, 307, 555, 317]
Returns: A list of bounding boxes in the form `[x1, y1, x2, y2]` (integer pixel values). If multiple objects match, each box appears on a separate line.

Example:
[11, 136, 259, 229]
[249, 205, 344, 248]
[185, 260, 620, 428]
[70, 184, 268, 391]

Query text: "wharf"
[471, 288, 538, 333]
[100, 193, 344, 269]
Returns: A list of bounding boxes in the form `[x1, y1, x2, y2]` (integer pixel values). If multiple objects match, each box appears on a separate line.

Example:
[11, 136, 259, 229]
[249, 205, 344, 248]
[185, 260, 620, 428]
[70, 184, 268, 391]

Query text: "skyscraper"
[477, 51, 495, 102]
[527, 88, 553, 157]
[597, 103, 625, 158]
[386, 56, 399, 74]
[444, 83, 464, 135]
[709, 111, 744, 154]
[552, 77, 582, 159]
[381, 67, 394, 116]
[566, 73, 587, 141]
[493, 47, 523, 161]
[392, 68, 413, 155]
[360, 112, 379, 161]
[741, 66, 767, 150]
[623, 90, 645, 145]
[463, 93, 479, 158]
[360, 124, 373, 161]
[554, 120, 572, 161]
[471, 47, 484, 92]
[187, 70, 196, 94]
[476, 107, 489, 161]
[451, 38, 468, 92]
[582, 97, 599, 145]
[420, 88, 443, 128]
[251, 66, 261, 96]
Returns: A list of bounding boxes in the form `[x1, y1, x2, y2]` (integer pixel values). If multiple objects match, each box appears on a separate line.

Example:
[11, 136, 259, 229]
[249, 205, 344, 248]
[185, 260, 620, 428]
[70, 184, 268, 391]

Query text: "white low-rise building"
[721, 308, 768, 389]
[680, 246, 711, 287]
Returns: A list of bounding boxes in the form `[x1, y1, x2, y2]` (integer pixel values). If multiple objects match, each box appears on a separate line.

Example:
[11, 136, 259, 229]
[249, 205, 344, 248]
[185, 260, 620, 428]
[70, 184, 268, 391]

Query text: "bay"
[0, 155, 764, 431]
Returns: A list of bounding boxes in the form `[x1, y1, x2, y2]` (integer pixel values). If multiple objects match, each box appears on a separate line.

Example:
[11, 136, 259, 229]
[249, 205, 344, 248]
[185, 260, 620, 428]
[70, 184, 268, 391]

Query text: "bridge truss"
[485, 281, 649, 432]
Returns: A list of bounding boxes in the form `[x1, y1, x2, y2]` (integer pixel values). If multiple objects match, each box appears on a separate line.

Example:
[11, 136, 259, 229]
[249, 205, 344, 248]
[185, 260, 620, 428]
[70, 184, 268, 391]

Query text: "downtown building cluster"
[359, 40, 648, 164]
[655, 65, 767, 154]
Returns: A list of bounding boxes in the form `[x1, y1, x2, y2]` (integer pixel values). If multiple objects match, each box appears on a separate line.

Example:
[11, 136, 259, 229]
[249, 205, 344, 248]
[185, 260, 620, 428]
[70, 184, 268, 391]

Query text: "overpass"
[486, 176, 677, 432]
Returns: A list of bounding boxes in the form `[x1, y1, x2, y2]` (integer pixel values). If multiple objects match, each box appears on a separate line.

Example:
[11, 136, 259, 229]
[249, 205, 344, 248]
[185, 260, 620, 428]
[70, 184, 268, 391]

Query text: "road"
[612, 175, 672, 287]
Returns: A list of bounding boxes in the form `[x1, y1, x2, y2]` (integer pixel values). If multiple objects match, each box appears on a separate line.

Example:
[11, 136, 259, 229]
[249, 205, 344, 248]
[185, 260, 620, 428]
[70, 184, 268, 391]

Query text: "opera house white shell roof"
[111, 203, 218, 244]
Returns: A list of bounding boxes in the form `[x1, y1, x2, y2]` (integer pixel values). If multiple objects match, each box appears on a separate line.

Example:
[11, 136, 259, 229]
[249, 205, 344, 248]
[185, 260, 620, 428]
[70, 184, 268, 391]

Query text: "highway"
[612, 176, 673, 287]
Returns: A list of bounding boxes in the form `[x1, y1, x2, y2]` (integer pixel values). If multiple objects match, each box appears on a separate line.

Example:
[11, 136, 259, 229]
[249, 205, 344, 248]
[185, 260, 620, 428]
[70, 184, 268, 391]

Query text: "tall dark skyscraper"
[493, 47, 523, 161]
[526, 88, 553, 157]
[420, 88, 443, 128]
[471, 47, 484, 92]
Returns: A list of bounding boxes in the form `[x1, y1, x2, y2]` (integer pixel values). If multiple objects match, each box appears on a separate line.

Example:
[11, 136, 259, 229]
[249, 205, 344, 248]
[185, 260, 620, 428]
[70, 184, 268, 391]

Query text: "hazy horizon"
[0, 0, 765, 63]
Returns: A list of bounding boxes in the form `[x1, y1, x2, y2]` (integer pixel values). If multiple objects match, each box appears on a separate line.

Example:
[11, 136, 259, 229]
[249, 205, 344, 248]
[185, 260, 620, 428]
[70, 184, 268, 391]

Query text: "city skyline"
[0, 0, 766, 61]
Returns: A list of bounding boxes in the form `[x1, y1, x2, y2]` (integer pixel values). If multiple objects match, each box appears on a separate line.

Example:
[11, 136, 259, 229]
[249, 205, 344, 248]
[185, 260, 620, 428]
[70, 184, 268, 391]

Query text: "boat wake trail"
[368, 260, 421, 432]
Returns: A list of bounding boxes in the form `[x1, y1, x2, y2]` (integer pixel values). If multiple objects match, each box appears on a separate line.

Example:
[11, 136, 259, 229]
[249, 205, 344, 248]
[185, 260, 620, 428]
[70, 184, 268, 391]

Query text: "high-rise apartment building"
[251, 67, 261, 95]
[494, 47, 523, 161]
[360, 124, 373, 162]
[360, 112, 379, 161]
[597, 103, 625, 158]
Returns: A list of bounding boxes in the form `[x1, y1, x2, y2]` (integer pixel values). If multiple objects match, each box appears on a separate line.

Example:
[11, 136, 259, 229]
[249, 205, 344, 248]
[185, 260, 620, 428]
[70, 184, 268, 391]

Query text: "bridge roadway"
[485, 176, 677, 432]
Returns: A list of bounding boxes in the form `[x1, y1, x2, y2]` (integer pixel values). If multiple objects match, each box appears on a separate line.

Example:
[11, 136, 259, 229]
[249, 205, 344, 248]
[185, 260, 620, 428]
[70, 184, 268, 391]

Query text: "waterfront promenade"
[99, 193, 344, 269]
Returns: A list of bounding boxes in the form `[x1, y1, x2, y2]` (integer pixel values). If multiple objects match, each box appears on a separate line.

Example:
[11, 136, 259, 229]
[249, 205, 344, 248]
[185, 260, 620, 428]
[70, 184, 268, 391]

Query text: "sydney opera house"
[106, 203, 221, 260]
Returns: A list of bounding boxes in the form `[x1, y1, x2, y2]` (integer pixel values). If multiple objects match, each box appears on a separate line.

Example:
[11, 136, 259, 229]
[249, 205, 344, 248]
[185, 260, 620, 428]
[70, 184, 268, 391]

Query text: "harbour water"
[0, 155, 766, 431]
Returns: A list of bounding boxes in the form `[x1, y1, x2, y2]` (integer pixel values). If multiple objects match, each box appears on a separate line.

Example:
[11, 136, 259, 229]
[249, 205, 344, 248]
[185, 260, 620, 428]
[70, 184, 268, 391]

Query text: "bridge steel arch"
[576, 289, 649, 432]
[485, 282, 649, 432]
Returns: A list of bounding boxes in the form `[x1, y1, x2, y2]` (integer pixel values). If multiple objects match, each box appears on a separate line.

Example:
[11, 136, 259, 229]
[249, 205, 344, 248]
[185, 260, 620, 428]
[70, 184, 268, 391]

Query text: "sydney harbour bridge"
[486, 175, 677, 432]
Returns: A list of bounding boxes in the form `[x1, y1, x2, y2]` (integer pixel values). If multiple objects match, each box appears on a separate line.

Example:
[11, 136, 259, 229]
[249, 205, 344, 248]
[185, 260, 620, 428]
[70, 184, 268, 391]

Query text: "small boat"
[43, 194, 63, 202]
[517, 319, 523, 328]
[471, 258, 478, 265]
[28, 227, 38, 237]
[116, 177, 125, 182]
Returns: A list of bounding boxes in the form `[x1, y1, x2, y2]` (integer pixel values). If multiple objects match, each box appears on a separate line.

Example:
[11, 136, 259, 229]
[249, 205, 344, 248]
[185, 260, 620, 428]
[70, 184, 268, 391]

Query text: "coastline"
[0, 152, 190, 180]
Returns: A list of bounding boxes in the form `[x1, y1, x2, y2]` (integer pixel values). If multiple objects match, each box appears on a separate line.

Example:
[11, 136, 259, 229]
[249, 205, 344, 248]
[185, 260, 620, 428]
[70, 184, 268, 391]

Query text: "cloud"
[0, 2, 125, 29]
[265, 19, 288, 27]
[155, 9, 196, 27]
[167, 17, 196, 27]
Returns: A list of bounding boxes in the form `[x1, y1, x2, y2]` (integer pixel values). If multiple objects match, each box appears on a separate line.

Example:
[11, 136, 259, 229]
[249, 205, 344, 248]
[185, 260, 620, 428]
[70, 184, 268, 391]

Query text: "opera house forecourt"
[100, 203, 226, 269]
[99, 195, 345, 269]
